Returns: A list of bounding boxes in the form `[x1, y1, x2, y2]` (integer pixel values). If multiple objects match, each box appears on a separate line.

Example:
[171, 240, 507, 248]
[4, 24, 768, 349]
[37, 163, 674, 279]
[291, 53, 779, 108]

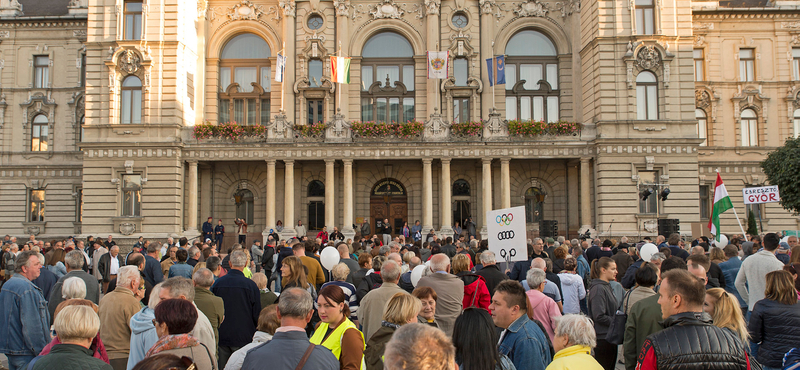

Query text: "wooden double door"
[369, 179, 408, 237]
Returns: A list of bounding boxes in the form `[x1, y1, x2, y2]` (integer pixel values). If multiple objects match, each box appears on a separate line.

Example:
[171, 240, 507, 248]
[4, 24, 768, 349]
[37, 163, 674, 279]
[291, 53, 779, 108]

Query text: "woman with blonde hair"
[32, 305, 112, 370]
[280, 256, 310, 290]
[364, 292, 421, 370]
[38, 299, 110, 365]
[704, 287, 749, 344]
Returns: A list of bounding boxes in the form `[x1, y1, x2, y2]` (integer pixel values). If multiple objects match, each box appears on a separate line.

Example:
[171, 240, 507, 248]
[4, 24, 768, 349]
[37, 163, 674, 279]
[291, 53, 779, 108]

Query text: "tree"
[761, 136, 800, 214]
[747, 209, 759, 236]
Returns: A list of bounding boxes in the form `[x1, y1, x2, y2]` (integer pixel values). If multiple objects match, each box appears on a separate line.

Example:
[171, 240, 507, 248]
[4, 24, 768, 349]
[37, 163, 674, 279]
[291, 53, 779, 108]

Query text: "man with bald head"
[98, 245, 124, 292]
[416, 254, 464, 336]
[358, 260, 406, 340]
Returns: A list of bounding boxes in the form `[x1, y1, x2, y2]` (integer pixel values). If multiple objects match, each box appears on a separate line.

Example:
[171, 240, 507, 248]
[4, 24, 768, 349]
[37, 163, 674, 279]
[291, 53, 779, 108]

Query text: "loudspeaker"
[657, 218, 680, 236]
[539, 220, 558, 238]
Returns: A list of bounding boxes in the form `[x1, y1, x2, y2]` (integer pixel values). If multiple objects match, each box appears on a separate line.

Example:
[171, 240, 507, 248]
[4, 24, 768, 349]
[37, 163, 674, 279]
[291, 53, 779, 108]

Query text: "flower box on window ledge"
[507, 120, 582, 139]
[450, 121, 484, 140]
[192, 121, 266, 143]
[293, 122, 327, 142]
[351, 121, 424, 141]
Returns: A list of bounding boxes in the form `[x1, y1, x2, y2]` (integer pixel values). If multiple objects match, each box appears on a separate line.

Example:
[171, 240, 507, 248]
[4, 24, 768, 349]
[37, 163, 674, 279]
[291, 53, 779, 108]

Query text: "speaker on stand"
[539, 220, 558, 238]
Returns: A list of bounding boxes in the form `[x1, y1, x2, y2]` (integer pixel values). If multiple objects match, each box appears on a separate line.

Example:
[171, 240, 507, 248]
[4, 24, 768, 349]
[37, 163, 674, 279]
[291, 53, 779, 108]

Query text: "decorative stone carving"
[696, 90, 710, 109]
[693, 22, 714, 30]
[227, 0, 265, 21]
[268, 110, 293, 141]
[636, 45, 661, 70]
[119, 222, 136, 236]
[333, 0, 351, 16]
[0, 94, 6, 129]
[370, 0, 404, 19]
[514, 0, 548, 17]
[326, 109, 352, 142]
[424, 108, 450, 141]
[479, 0, 508, 19]
[26, 226, 41, 236]
[483, 108, 508, 140]
[554, 0, 578, 17]
[279, 0, 296, 17]
[643, 219, 658, 233]
[695, 35, 705, 47]
[118, 49, 141, 74]
[424, 0, 440, 15]
[782, 21, 800, 29]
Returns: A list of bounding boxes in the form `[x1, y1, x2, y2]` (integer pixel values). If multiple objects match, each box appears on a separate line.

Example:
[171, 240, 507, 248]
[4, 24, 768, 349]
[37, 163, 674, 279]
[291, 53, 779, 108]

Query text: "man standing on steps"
[202, 217, 214, 244]
[235, 218, 248, 245]
[215, 219, 225, 251]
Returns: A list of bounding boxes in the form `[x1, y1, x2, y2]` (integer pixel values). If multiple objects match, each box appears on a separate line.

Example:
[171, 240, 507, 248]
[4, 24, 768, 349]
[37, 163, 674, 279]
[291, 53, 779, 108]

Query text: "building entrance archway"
[370, 178, 408, 239]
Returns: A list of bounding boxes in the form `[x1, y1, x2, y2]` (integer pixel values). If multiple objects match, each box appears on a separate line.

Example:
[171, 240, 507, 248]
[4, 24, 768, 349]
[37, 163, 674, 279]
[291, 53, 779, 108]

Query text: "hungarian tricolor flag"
[330, 56, 351, 84]
[708, 173, 734, 241]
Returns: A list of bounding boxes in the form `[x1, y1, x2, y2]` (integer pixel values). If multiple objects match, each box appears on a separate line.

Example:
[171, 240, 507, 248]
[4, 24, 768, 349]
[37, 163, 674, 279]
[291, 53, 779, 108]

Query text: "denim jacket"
[498, 314, 551, 370]
[0, 275, 51, 355]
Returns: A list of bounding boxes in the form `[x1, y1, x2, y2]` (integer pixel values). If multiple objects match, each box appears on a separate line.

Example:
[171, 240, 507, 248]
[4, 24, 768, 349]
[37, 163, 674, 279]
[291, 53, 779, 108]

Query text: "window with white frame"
[635, 0, 655, 35]
[31, 114, 49, 151]
[794, 108, 800, 138]
[696, 109, 707, 146]
[218, 33, 271, 125]
[29, 189, 45, 222]
[121, 76, 142, 124]
[504, 30, 560, 123]
[121, 174, 142, 217]
[360, 32, 416, 123]
[637, 71, 658, 120]
[739, 49, 754, 82]
[740, 108, 758, 146]
[124, 1, 143, 40]
[693, 49, 704, 82]
[792, 48, 800, 81]
[34, 56, 49, 88]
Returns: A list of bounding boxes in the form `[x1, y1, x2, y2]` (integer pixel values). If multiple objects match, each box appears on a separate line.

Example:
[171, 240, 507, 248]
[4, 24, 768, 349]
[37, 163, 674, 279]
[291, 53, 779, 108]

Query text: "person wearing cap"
[202, 217, 214, 244]
[215, 220, 225, 251]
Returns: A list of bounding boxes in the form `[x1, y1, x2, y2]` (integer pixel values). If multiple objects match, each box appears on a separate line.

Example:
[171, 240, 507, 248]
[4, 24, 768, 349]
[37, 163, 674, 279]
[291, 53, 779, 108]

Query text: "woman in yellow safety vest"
[310, 285, 365, 370]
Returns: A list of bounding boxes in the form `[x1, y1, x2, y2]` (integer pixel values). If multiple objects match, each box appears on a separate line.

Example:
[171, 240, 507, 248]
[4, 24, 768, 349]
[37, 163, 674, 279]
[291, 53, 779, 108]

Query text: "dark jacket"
[143, 255, 164, 287]
[638, 312, 749, 370]
[364, 323, 397, 370]
[32, 344, 113, 370]
[667, 245, 689, 261]
[31, 267, 58, 303]
[210, 269, 261, 347]
[441, 244, 457, 258]
[475, 263, 508, 295]
[587, 279, 617, 336]
[708, 262, 726, 289]
[97, 253, 124, 282]
[202, 221, 214, 238]
[508, 259, 533, 282]
[350, 267, 370, 293]
[748, 298, 800, 368]
[357, 272, 383, 303]
[261, 245, 275, 275]
[611, 252, 634, 281]
[398, 271, 414, 293]
[48, 270, 101, 323]
[274, 246, 294, 273]
[621, 259, 644, 289]
[241, 331, 339, 370]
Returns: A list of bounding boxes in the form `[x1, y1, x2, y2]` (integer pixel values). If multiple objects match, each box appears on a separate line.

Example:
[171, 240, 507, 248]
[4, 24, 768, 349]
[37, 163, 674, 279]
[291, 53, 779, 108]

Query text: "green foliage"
[761, 136, 800, 215]
[747, 209, 759, 235]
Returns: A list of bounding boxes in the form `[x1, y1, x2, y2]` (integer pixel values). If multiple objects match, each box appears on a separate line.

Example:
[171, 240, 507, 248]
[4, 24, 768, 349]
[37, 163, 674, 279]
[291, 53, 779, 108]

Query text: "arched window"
[235, 189, 254, 225]
[307, 59, 325, 124]
[218, 33, 271, 125]
[361, 32, 415, 123]
[696, 109, 707, 146]
[31, 114, 48, 151]
[636, 71, 658, 120]
[121, 76, 142, 124]
[524, 187, 545, 223]
[307, 180, 325, 230]
[504, 30, 559, 122]
[741, 108, 758, 146]
[794, 109, 800, 138]
[452, 180, 470, 196]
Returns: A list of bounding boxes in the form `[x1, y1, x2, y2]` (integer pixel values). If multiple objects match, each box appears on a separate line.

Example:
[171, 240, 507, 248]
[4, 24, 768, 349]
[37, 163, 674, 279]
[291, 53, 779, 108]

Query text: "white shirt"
[110, 254, 120, 275]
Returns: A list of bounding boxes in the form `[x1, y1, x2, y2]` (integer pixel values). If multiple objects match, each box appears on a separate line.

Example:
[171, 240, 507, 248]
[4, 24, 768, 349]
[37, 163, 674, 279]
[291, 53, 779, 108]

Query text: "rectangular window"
[746, 201, 763, 227]
[80, 54, 87, 87]
[505, 65, 516, 91]
[635, 0, 655, 35]
[546, 64, 558, 90]
[453, 98, 469, 124]
[793, 48, 800, 81]
[699, 185, 710, 220]
[454, 58, 468, 86]
[403, 98, 415, 122]
[29, 189, 45, 222]
[739, 49, 754, 82]
[219, 99, 230, 123]
[187, 73, 195, 107]
[693, 49, 704, 82]
[260, 67, 271, 91]
[637, 84, 658, 120]
[308, 201, 325, 230]
[520, 64, 541, 90]
[261, 99, 270, 124]
[361, 98, 373, 122]
[34, 56, 49, 88]
[547, 96, 559, 123]
[121, 174, 142, 217]
[376, 66, 399, 87]
[361, 66, 373, 91]
[219, 67, 231, 92]
[308, 99, 324, 124]
[638, 170, 659, 214]
[309, 60, 323, 87]
[234, 67, 257, 93]
[505, 97, 517, 120]
[124, 1, 143, 40]
[403, 65, 414, 91]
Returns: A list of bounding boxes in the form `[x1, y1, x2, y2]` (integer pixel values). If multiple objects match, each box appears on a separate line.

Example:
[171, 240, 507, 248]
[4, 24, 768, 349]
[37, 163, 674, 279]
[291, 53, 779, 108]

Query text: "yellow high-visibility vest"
[310, 317, 366, 370]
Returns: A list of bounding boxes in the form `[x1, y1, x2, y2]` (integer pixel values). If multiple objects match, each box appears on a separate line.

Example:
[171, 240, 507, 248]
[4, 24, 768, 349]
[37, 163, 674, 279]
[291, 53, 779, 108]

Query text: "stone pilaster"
[500, 158, 511, 209]
[281, 160, 297, 239]
[480, 158, 493, 239]
[265, 159, 276, 231]
[325, 159, 335, 230]
[186, 160, 198, 232]
[422, 158, 434, 234]
[342, 159, 355, 241]
[439, 158, 454, 237]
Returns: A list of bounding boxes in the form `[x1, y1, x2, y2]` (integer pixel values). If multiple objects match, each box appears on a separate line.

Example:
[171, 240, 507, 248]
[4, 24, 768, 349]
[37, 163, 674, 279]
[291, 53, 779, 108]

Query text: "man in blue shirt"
[489, 280, 551, 370]
[718, 244, 747, 312]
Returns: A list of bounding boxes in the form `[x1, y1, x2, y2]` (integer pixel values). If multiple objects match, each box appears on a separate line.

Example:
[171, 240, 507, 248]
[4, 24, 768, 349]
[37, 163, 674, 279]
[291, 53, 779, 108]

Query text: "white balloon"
[717, 234, 729, 247]
[411, 265, 427, 287]
[320, 246, 340, 270]
[781, 235, 790, 245]
[639, 243, 659, 261]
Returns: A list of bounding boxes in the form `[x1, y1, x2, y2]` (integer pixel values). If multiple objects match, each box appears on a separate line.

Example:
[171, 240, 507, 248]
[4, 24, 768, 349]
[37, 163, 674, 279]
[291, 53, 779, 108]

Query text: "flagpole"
[338, 41, 342, 114]
[717, 169, 748, 237]
[281, 42, 285, 112]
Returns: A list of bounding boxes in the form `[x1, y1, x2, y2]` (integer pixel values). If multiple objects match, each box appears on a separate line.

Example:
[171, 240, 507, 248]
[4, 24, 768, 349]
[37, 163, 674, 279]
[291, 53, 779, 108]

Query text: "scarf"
[146, 334, 199, 357]
[381, 321, 401, 329]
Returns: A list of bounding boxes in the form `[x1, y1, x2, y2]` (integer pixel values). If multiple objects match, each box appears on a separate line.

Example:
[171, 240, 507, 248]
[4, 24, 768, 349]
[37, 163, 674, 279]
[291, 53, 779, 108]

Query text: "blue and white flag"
[275, 54, 286, 82]
[485, 55, 506, 86]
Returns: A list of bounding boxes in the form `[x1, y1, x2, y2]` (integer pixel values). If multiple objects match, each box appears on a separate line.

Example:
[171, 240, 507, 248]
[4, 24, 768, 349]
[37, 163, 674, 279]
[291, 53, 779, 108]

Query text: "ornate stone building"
[1, 0, 798, 245]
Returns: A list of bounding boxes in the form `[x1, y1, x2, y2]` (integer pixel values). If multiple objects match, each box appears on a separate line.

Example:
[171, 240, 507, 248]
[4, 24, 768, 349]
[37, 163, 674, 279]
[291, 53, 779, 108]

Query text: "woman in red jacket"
[452, 254, 491, 312]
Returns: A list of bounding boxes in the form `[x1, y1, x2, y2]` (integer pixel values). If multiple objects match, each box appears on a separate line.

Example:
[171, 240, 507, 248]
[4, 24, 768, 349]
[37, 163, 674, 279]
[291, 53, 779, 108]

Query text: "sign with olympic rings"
[487, 206, 526, 263]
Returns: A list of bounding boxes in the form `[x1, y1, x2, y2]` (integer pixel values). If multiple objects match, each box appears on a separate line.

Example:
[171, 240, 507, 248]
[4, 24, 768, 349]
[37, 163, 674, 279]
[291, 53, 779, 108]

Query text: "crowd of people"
[0, 227, 799, 370]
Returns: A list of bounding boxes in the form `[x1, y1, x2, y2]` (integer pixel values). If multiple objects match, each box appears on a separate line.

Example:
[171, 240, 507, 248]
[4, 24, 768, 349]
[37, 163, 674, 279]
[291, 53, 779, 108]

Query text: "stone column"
[439, 158, 454, 237]
[500, 158, 511, 209]
[425, 0, 441, 116]
[266, 160, 276, 231]
[480, 158, 493, 238]
[422, 158, 434, 233]
[479, 0, 496, 115]
[580, 157, 593, 231]
[325, 159, 335, 230]
[186, 160, 198, 232]
[334, 0, 351, 117]
[281, 0, 297, 123]
[342, 159, 355, 240]
[282, 160, 296, 239]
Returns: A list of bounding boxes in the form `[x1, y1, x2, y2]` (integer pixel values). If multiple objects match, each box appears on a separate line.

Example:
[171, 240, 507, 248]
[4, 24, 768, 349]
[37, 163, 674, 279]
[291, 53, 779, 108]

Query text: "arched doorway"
[370, 179, 408, 238]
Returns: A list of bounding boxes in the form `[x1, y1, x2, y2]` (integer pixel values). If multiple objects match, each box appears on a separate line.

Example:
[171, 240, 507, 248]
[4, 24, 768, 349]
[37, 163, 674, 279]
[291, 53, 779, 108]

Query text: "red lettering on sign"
[769, 193, 777, 201]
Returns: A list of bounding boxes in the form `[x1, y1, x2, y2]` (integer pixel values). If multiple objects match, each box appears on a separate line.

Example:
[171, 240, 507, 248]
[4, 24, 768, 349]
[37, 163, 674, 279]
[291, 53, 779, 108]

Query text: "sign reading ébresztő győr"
[742, 185, 780, 205]
[487, 206, 527, 263]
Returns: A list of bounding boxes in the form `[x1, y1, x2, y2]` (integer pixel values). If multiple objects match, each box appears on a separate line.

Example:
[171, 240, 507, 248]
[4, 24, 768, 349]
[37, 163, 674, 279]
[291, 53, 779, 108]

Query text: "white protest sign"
[487, 206, 527, 263]
[743, 185, 780, 205]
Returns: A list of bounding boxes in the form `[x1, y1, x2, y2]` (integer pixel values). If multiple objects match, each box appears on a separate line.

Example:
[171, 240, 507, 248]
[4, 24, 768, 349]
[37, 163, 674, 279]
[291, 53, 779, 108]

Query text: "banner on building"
[485, 55, 506, 86]
[427, 51, 449, 79]
[275, 54, 286, 82]
[487, 206, 527, 263]
[330, 56, 351, 84]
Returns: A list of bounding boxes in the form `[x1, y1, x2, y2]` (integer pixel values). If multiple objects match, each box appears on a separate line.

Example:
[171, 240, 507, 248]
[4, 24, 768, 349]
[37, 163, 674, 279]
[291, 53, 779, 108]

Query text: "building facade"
[1, 0, 798, 245]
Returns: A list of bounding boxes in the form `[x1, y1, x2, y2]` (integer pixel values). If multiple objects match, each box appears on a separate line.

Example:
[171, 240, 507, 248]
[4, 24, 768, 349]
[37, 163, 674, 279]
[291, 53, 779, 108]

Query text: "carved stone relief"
[513, 0, 548, 17]
[424, 0, 440, 15]
[119, 222, 136, 235]
[370, 0, 405, 19]
[636, 45, 661, 71]
[695, 90, 710, 109]
[279, 0, 296, 17]
[118, 49, 141, 74]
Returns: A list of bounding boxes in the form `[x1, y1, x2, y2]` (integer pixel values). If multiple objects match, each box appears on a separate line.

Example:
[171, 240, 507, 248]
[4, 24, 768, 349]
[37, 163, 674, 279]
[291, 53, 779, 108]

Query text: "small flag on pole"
[708, 172, 734, 241]
[485, 55, 506, 86]
[330, 56, 351, 84]
[427, 51, 449, 79]
[275, 54, 286, 82]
